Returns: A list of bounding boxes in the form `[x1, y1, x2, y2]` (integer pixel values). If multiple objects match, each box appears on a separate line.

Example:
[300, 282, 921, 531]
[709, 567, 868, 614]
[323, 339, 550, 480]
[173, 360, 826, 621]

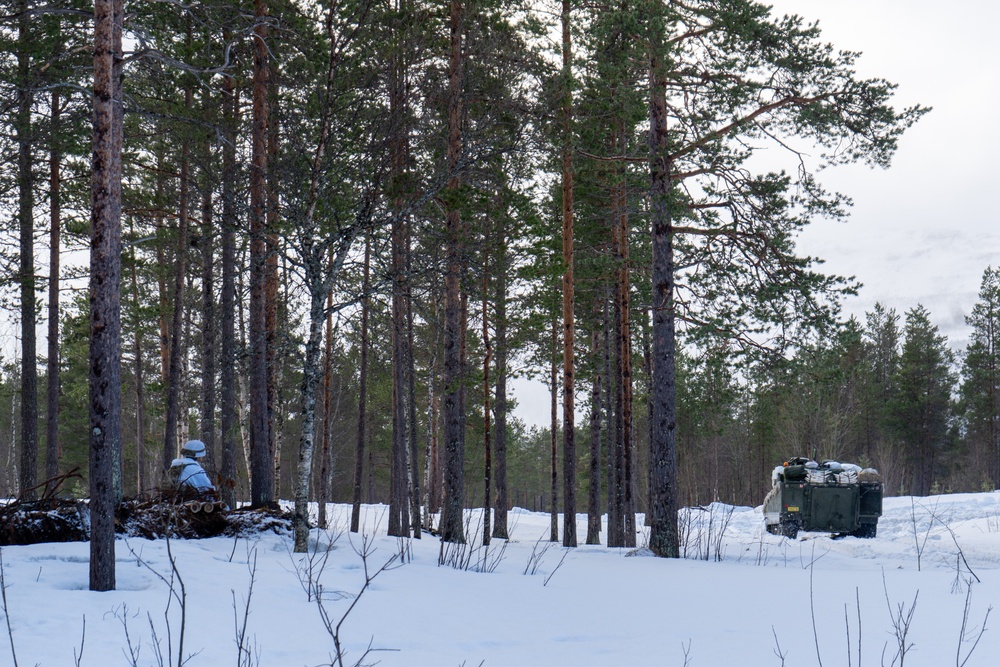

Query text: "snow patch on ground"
[1, 493, 999, 665]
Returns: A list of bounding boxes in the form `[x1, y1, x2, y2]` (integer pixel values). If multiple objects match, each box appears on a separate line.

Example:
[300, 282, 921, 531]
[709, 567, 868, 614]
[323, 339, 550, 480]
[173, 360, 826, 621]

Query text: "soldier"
[169, 439, 215, 494]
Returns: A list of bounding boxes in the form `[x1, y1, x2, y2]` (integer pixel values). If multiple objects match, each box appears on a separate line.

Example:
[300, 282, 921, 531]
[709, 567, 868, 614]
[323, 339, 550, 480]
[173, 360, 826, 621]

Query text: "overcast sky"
[513, 0, 1000, 428]
[768, 0, 1000, 347]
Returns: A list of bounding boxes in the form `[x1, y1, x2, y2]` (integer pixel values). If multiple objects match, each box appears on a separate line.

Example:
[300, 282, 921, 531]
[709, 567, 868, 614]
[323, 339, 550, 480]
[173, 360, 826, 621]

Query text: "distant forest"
[5, 0, 978, 554]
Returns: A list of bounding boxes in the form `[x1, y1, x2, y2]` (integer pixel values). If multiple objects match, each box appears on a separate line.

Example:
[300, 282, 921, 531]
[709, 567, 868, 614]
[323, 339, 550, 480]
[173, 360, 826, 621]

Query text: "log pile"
[0, 472, 294, 545]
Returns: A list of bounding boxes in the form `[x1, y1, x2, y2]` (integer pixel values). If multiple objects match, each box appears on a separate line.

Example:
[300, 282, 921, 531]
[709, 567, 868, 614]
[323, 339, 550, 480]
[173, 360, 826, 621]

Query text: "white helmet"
[182, 439, 207, 458]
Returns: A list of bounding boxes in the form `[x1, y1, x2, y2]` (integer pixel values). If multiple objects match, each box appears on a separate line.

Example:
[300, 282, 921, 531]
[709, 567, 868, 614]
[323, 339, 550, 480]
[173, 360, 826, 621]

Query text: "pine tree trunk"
[390, 0, 415, 539]
[491, 232, 509, 539]
[45, 88, 62, 492]
[608, 178, 626, 548]
[350, 236, 371, 532]
[647, 40, 679, 557]
[603, 289, 615, 545]
[425, 304, 441, 525]
[482, 263, 492, 546]
[163, 86, 192, 473]
[440, 0, 467, 545]
[129, 238, 146, 494]
[89, 0, 123, 591]
[618, 172, 635, 547]
[156, 167, 170, 390]
[249, 0, 273, 506]
[266, 132, 281, 499]
[550, 311, 559, 543]
[586, 297, 603, 545]
[219, 53, 239, 510]
[200, 159, 216, 469]
[407, 236, 422, 538]
[18, 0, 37, 500]
[560, 0, 577, 549]
[388, 46, 409, 536]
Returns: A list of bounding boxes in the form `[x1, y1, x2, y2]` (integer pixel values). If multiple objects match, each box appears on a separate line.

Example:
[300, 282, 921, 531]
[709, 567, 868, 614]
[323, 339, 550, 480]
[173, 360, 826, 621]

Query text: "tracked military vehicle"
[763, 457, 882, 539]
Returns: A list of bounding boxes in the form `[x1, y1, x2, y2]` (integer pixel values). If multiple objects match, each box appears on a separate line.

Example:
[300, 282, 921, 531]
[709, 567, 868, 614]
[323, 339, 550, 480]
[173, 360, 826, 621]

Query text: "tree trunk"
[249, 0, 273, 506]
[45, 88, 62, 493]
[18, 0, 37, 500]
[156, 167, 170, 390]
[200, 154, 216, 470]
[266, 95, 282, 500]
[586, 297, 603, 545]
[608, 176, 627, 548]
[129, 236, 146, 495]
[407, 218, 422, 538]
[604, 288, 614, 542]
[560, 0, 576, 548]
[318, 289, 336, 529]
[550, 310, 559, 543]
[388, 42, 409, 537]
[620, 174, 636, 548]
[350, 235, 371, 532]
[482, 261, 492, 546]
[162, 85, 192, 473]
[424, 300, 441, 527]
[491, 230, 509, 539]
[294, 289, 326, 552]
[390, 0, 415, 539]
[89, 0, 123, 591]
[219, 51, 239, 510]
[440, 0, 466, 545]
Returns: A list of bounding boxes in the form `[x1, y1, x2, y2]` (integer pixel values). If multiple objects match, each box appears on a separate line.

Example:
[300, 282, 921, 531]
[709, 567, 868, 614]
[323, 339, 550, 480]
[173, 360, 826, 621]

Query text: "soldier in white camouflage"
[169, 439, 215, 494]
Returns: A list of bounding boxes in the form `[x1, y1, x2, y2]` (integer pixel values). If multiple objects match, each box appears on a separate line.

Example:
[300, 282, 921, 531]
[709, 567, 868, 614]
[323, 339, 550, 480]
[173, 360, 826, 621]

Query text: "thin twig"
[0, 548, 19, 667]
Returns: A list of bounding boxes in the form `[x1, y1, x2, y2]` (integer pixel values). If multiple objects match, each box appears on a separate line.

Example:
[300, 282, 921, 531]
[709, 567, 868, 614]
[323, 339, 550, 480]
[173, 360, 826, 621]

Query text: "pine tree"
[640, 0, 925, 556]
[88, 0, 123, 592]
[961, 267, 1000, 489]
[894, 305, 954, 496]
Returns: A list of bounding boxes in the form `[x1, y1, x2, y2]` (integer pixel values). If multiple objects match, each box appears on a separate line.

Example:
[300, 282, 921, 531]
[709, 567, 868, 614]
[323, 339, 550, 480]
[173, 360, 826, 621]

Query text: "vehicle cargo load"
[763, 457, 882, 539]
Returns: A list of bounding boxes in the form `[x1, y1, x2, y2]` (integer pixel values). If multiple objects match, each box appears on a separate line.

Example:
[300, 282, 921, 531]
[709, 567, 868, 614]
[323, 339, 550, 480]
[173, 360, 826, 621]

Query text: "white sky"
[769, 0, 1000, 347]
[513, 0, 1000, 428]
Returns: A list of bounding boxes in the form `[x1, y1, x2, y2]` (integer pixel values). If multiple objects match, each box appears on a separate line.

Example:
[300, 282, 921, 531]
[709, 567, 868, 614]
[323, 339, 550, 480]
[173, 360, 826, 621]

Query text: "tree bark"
[560, 0, 577, 548]
[162, 85, 192, 473]
[407, 215, 422, 538]
[45, 88, 61, 493]
[424, 297, 441, 527]
[293, 285, 326, 551]
[648, 38, 679, 558]
[491, 229, 509, 539]
[620, 175, 636, 548]
[249, 0, 273, 506]
[266, 83, 282, 499]
[608, 176, 626, 548]
[350, 235, 371, 532]
[200, 153, 216, 470]
[388, 28, 409, 536]
[550, 310, 559, 543]
[219, 49, 239, 510]
[586, 297, 603, 545]
[440, 0, 467, 544]
[18, 0, 37, 500]
[482, 259, 492, 546]
[89, 0, 123, 591]
[128, 229, 145, 495]
[318, 288, 335, 529]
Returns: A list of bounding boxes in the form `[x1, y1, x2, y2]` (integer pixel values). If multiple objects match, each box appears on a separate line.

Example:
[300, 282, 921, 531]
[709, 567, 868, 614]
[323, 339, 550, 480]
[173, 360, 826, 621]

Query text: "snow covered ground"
[4, 493, 1000, 666]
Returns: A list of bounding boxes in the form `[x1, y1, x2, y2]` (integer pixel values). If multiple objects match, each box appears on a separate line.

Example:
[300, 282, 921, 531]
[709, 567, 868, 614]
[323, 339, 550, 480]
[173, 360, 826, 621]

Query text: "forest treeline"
[0, 0, 954, 566]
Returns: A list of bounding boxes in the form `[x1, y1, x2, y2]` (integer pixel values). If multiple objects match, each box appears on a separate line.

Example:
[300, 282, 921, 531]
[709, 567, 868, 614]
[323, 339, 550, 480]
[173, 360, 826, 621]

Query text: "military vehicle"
[763, 457, 882, 539]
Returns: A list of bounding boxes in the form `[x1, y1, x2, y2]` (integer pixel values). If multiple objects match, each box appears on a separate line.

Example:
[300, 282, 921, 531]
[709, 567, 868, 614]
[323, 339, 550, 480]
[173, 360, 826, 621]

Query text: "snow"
[3, 494, 1000, 666]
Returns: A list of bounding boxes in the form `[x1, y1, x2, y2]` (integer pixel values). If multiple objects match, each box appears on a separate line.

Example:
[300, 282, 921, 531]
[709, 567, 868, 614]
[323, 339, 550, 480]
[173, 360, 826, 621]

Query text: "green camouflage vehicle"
[763, 457, 882, 539]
